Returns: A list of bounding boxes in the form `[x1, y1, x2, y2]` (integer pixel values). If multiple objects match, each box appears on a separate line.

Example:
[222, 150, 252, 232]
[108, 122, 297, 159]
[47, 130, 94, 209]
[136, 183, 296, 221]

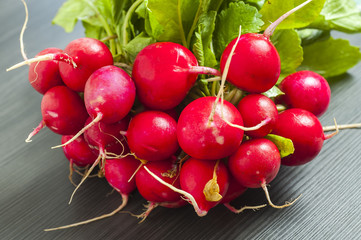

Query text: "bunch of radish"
[7, 0, 358, 230]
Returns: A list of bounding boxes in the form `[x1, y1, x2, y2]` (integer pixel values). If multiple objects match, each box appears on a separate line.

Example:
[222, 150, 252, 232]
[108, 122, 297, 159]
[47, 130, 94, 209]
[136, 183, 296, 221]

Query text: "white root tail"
[44, 194, 128, 231]
[261, 182, 301, 209]
[224, 203, 267, 214]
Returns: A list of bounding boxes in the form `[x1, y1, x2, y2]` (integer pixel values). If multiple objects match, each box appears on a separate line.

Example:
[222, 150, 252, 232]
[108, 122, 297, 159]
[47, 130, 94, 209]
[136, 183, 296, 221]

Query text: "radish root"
[261, 182, 301, 209]
[25, 120, 45, 143]
[224, 203, 267, 214]
[20, 0, 29, 61]
[44, 194, 129, 231]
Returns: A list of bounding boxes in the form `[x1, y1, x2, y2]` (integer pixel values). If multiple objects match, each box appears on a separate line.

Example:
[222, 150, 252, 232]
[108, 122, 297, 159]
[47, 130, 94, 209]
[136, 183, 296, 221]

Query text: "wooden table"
[1, 0, 361, 239]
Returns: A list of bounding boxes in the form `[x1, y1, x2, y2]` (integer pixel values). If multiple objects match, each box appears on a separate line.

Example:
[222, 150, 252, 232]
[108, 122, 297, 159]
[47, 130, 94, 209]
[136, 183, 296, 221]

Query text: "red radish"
[228, 138, 295, 208]
[7, 38, 113, 92]
[180, 158, 229, 215]
[26, 86, 88, 142]
[132, 42, 220, 110]
[278, 70, 331, 117]
[84, 116, 130, 158]
[220, 0, 312, 93]
[59, 38, 114, 91]
[271, 108, 334, 166]
[177, 96, 244, 160]
[237, 94, 278, 138]
[136, 160, 182, 203]
[84, 65, 135, 124]
[62, 134, 98, 168]
[28, 48, 64, 94]
[44, 155, 140, 231]
[125, 111, 178, 162]
[62, 134, 98, 185]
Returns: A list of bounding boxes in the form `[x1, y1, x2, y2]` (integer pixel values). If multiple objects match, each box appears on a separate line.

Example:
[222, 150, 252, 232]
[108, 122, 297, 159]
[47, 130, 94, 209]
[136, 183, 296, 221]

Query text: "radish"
[271, 108, 337, 166]
[7, 38, 113, 92]
[132, 42, 221, 110]
[84, 115, 130, 160]
[278, 70, 331, 117]
[177, 96, 244, 160]
[44, 155, 140, 231]
[26, 86, 88, 142]
[179, 158, 229, 215]
[228, 138, 297, 208]
[59, 38, 114, 91]
[124, 111, 178, 162]
[237, 94, 278, 138]
[61, 134, 98, 185]
[135, 160, 183, 221]
[220, 0, 312, 93]
[136, 160, 182, 203]
[28, 48, 64, 94]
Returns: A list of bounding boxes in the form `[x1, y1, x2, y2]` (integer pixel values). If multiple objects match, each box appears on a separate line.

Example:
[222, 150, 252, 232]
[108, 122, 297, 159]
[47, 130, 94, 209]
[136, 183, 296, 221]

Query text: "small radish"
[177, 96, 244, 160]
[84, 116, 130, 159]
[44, 155, 140, 231]
[228, 138, 296, 208]
[26, 86, 88, 142]
[278, 70, 331, 117]
[124, 111, 178, 162]
[59, 38, 114, 91]
[220, 0, 312, 93]
[61, 134, 98, 185]
[8, 38, 113, 92]
[271, 108, 336, 166]
[237, 94, 278, 138]
[132, 42, 221, 110]
[136, 160, 182, 203]
[179, 158, 229, 215]
[62, 134, 98, 168]
[28, 48, 64, 94]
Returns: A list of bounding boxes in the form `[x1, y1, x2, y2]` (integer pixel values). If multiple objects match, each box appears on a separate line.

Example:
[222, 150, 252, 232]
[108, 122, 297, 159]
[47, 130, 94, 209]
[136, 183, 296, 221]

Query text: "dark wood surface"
[1, 1, 361, 239]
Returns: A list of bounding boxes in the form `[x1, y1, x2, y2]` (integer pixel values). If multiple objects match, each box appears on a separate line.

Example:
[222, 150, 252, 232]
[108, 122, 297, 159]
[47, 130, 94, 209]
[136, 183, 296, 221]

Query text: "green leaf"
[53, 0, 95, 32]
[308, 0, 361, 33]
[260, 0, 326, 30]
[192, 11, 218, 67]
[265, 134, 295, 158]
[213, 1, 263, 58]
[298, 37, 361, 77]
[142, 0, 200, 43]
[272, 29, 303, 75]
[124, 32, 156, 62]
[262, 86, 284, 98]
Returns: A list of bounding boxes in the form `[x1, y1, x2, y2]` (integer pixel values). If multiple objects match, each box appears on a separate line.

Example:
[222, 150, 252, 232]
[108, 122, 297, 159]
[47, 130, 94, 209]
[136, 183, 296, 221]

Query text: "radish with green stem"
[220, 0, 312, 93]
[271, 108, 338, 166]
[132, 42, 221, 110]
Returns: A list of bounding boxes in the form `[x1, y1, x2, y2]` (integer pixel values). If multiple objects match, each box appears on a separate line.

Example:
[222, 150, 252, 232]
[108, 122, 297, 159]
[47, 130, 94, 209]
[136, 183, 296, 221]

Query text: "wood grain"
[1, 1, 360, 239]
